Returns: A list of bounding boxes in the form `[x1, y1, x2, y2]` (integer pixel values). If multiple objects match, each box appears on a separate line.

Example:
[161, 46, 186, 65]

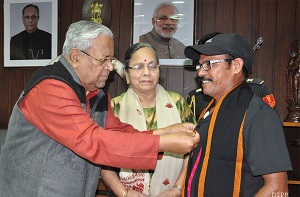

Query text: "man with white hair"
[139, 2, 186, 59]
[0, 20, 199, 197]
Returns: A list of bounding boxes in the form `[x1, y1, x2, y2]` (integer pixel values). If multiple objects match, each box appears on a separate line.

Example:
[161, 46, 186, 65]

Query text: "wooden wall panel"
[116, 0, 132, 59]
[198, 0, 217, 37]
[0, 70, 9, 129]
[183, 68, 198, 96]
[256, 0, 277, 83]
[8, 70, 24, 116]
[106, 0, 132, 98]
[215, 0, 235, 33]
[58, 0, 75, 54]
[274, 0, 297, 120]
[296, 0, 300, 40]
[1, 0, 300, 127]
[166, 67, 184, 95]
[235, 1, 255, 40]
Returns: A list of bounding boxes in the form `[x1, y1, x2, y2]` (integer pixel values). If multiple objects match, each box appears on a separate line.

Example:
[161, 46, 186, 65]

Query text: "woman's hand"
[125, 189, 149, 197]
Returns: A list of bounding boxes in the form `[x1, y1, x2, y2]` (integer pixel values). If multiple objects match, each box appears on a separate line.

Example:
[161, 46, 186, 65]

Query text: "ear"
[124, 71, 130, 85]
[152, 18, 156, 26]
[232, 58, 244, 74]
[69, 48, 79, 68]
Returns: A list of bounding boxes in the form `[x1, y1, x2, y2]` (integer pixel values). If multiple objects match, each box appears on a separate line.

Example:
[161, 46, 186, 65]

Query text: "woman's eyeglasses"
[127, 63, 160, 72]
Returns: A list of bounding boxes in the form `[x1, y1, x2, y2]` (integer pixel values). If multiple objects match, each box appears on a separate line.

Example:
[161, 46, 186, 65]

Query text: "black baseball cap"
[184, 33, 254, 72]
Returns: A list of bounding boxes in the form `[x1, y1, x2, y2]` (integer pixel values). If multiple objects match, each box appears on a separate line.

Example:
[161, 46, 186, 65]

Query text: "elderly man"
[182, 33, 292, 196]
[139, 2, 186, 59]
[10, 4, 52, 60]
[0, 20, 199, 197]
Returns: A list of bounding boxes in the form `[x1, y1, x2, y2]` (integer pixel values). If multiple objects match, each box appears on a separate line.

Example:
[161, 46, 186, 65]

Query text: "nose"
[142, 66, 151, 75]
[197, 67, 207, 77]
[164, 18, 173, 24]
[105, 62, 114, 72]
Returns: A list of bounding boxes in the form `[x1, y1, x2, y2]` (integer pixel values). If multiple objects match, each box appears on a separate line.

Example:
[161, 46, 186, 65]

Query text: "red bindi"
[144, 59, 147, 62]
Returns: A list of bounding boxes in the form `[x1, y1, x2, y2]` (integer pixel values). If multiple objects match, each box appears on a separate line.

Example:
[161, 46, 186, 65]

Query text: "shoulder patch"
[262, 94, 276, 108]
[246, 78, 264, 85]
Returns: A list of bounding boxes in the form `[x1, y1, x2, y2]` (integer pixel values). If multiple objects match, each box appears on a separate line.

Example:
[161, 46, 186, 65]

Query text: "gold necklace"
[147, 107, 156, 130]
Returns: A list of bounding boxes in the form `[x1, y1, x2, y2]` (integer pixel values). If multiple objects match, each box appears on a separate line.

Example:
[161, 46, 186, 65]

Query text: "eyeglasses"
[127, 62, 160, 72]
[156, 15, 179, 23]
[80, 50, 117, 67]
[196, 58, 234, 71]
[22, 15, 39, 21]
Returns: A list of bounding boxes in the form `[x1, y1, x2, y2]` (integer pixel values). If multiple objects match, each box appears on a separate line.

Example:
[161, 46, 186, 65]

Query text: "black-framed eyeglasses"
[80, 50, 117, 67]
[196, 58, 234, 71]
[127, 62, 160, 72]
[22, 15, 39, 21]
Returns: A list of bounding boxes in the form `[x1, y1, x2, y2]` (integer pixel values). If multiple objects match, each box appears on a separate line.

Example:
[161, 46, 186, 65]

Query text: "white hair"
[152, 2, 179, 18]
[62, 20, 114, 55]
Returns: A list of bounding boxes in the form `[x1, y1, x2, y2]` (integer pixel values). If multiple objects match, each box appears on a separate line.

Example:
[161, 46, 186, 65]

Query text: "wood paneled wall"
[0, 0, 299, 128]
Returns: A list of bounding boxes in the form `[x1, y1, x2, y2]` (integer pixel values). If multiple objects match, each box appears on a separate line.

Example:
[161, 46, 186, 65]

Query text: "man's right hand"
[153, 122, 196, 135]
[159, 131, 200, 154]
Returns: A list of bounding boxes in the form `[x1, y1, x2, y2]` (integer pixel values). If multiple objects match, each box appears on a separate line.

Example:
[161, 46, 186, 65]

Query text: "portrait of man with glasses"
[10, 3, 52, 60]
[139, 2, 186, 59]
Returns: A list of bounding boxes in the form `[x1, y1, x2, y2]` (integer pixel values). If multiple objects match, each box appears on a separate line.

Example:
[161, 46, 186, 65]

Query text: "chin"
[98, 84, 105, 89]
[202, 89, 210, 96]
[161, 33, 173, 39]
[163, 31, 175, 37]
[93, 82, 105, 90]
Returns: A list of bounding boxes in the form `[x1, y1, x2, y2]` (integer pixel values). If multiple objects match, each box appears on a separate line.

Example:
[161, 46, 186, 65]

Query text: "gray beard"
[154, 25, 175, 39]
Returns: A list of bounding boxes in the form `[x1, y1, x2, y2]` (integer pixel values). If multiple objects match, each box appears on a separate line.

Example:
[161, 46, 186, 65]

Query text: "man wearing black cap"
[186, 32, 278, 120]
[182, 33, 292, 196]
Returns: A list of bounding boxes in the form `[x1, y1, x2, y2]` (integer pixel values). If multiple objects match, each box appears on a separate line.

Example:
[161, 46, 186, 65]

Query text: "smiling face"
[152, 5, 178, 39]
[197, 54, 240, 102]
[22, 6, 39, 33]
[73, 35, 114, 91]
[125, 47, 160, 95]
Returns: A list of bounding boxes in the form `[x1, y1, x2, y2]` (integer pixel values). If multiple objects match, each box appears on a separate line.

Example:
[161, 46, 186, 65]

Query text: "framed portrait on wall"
[4, 0, 58, 67]
[133, 0, 194, 66]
